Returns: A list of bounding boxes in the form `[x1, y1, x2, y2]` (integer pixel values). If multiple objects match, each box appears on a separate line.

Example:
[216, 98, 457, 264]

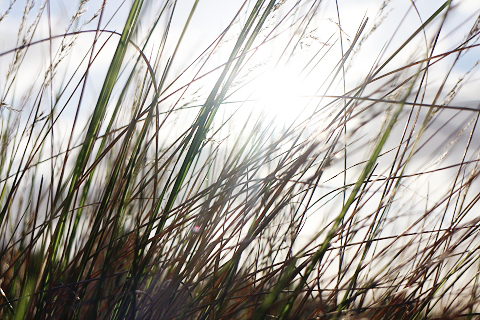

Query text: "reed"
[1, 0, 480, 319]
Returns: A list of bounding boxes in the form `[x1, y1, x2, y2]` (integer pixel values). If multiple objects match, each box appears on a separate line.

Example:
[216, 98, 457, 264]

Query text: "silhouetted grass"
[1, 0, 480, 319]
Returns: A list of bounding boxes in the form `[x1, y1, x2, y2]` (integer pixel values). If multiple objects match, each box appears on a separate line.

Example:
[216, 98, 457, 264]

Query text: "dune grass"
[1, 0, 480, 318]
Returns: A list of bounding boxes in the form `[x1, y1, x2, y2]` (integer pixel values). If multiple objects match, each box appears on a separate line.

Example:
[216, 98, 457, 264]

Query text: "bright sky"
[1, 0, 480, 240]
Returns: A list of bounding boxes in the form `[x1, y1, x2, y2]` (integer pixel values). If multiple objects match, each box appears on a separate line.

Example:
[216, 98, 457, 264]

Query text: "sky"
[1, 0, 480, 245]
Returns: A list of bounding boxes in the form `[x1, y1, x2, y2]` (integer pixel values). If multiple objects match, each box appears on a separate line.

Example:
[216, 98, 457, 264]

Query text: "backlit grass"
[1, 0, 480, 319]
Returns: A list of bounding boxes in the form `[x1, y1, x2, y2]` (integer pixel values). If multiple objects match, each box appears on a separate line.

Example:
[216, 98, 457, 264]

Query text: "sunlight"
[249, 62, 307, 125]
[3, 0, 479, 317]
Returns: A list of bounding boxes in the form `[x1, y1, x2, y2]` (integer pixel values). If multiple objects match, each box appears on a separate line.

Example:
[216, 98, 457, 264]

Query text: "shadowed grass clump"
[1, 0, 480, 319]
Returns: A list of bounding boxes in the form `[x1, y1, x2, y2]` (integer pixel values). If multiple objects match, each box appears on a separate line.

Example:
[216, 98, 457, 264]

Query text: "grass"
[1, 0, 480, 318]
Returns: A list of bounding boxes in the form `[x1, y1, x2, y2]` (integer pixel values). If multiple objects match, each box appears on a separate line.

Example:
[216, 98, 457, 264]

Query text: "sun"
[245, 62, 308, 126]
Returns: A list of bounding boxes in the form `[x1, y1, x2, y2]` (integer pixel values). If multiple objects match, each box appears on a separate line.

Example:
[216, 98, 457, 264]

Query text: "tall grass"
[1, 0, 480, 318]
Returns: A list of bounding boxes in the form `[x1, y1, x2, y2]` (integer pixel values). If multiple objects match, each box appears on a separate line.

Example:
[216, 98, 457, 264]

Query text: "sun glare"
[248, 63, 307, 125]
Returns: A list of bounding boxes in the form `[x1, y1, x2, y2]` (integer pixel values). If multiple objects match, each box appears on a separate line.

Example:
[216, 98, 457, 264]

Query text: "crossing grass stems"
[1, 0, 480, 319]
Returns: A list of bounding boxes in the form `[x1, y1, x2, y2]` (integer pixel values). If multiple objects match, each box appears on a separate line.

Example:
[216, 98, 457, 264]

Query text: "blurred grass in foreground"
[1, 0, 480, 318]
